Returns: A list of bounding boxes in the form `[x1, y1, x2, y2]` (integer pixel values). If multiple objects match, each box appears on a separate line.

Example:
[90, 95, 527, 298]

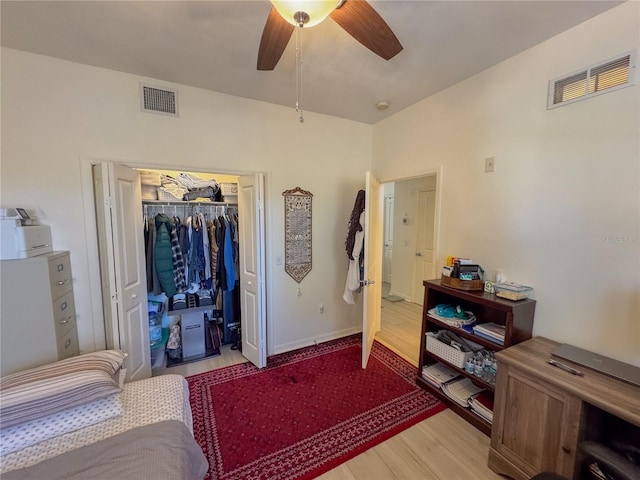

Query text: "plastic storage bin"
[150, 328, 169, 368]
[425, 331, 475, 368]
[494, 282, 532, 301]
[149, 313, 163, 347]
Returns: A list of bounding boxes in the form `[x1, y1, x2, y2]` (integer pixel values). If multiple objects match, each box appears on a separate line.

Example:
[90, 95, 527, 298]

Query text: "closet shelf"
[166, 304, 222, 317]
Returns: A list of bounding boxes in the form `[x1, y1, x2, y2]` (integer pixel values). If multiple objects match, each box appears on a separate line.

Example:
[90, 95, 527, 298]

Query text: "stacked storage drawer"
[48, 252, 80, 360]
[0, 251, 80, 375]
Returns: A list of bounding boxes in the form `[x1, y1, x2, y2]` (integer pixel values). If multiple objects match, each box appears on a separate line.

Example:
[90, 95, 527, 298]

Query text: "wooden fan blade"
[330, 0, 402, 60]
[257, 7, 295, 70]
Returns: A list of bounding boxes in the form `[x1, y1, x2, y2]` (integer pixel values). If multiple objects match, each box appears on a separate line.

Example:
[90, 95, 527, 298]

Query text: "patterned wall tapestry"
[282, 187, 313, 283]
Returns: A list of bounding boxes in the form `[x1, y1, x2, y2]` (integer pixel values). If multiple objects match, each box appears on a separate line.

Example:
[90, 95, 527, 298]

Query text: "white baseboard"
[271, 326, 362, 355]
[388, 290, 411, 301]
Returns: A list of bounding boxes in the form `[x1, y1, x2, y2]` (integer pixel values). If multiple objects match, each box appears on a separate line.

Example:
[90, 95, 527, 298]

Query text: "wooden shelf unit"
[417, 278, 536, 436]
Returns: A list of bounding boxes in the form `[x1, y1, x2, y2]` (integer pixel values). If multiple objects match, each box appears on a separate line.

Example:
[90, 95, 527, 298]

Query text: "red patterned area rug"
[187, 335, 445, 480]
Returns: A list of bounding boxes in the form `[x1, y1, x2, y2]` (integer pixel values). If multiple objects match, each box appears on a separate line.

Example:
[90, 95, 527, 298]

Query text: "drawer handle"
[64, 338, 71, 348]
[562, 446, 571, 454]
[59, 317, 73, 324]
[57, 279, 69, 286]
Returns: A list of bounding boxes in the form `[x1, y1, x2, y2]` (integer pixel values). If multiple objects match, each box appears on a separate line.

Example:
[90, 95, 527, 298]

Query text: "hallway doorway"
[375, 172, 439, 366]
[376, 283, 422, 366]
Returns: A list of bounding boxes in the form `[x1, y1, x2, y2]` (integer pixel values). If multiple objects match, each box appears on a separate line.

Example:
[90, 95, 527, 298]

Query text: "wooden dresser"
[1, 251, 79, 375]
[489, 336, 640, 479]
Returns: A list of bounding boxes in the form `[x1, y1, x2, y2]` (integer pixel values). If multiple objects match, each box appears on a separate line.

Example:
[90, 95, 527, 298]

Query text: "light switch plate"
[485, 157, 495, 172]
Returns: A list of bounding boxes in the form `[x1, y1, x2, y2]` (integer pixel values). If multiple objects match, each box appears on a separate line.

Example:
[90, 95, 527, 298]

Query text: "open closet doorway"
[376, 173, 439, 366]
[90, 162, 266, 380]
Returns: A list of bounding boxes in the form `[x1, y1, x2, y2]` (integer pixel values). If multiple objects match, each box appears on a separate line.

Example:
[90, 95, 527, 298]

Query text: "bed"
[0, 351, 208, 480]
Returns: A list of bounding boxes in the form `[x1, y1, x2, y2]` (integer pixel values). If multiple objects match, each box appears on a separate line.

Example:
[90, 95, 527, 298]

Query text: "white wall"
[0, 48, 371, 356]
[373, 2, 640, 365]
[3, 3, 638, 366]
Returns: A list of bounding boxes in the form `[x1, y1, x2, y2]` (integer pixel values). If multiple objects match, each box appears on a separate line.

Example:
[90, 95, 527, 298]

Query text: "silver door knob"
[415, 252, 422, 256]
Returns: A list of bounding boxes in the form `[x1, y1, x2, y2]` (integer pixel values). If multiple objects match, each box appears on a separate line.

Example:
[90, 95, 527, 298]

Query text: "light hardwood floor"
[375, 295, 423, 367]
[316, 297, 500, 480]
[152, 343, 246, 377]
[155, 296, 501, 480]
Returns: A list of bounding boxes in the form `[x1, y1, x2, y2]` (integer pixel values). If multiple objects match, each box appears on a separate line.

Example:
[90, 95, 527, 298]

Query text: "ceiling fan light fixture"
[270, 0, 341, 28]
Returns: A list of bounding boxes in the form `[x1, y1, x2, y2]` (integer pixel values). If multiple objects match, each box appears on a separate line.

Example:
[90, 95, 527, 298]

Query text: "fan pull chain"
[295, 25, 304, 123]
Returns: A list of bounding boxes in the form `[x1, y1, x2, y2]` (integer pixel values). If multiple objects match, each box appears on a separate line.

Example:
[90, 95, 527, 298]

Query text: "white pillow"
[0, 350, 127, 428]
[0, 393, 123, 455]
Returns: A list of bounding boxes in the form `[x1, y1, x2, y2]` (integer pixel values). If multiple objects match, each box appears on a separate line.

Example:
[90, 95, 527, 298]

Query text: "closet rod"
[142, 200, 238, 206]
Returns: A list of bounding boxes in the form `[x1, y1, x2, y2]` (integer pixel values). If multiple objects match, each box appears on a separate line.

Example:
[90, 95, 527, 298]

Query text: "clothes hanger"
[142, 205, 148, 230]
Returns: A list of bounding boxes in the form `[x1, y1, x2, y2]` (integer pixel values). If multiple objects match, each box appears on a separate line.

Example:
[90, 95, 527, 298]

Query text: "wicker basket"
[157, 188, 183, 201]
[425, 331, 473, 368]
[441, 274, 484, 291]
[220, 183, 238, 196]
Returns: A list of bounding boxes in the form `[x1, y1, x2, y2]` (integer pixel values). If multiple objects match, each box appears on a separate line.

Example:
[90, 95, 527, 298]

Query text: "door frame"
[377, 166, 443, 302]
[382, 193, 394, 285]
[79, 158, 272, 359]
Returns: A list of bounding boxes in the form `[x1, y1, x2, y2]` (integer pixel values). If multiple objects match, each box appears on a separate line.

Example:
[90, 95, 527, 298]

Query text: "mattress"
[1, 374, 192, 474]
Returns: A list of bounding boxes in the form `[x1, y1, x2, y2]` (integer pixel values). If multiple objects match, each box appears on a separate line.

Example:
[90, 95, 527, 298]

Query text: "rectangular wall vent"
[140, 84, 178, 117]
[548, 51, 636, 109]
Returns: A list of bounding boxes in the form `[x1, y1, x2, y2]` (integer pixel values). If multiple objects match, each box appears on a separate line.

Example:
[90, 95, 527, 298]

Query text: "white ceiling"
[0, 1, 622, 124]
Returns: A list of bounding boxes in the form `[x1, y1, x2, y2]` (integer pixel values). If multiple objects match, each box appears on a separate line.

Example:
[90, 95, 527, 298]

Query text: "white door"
[383, 194, 394, 285]
[412, 190, 436, 306]
[93, 163, 151, 381]
[362, 172, 383, 368]
[238, 173, 267, 368]
[93, 165, 117, 352]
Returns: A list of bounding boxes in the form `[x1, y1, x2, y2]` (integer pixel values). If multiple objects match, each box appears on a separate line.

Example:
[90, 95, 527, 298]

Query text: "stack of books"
[472, 322, 505, 345]
[421, 363, 460, 389]
[468, 391, 494, 423]
[441, 377, 485, 408]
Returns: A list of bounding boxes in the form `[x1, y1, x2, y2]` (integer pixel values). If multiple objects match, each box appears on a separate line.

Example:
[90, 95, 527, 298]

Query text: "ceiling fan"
[257, 0, 403, 71]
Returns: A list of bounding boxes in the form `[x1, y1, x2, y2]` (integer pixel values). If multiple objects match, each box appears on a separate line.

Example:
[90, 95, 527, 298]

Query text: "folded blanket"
[2, 420, 208, 480]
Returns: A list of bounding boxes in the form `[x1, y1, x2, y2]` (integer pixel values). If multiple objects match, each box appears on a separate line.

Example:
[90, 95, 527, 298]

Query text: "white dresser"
[1, 251, 79, 375]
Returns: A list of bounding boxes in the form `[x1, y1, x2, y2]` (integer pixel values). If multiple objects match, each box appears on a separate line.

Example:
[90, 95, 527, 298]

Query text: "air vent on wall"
[548, 51, 636, 109]
[140, 84, 178, 116]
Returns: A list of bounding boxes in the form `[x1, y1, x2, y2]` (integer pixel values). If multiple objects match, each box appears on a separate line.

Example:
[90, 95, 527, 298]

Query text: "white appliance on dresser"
[0, 208, 53, 260]
[0, 251, 80, 375]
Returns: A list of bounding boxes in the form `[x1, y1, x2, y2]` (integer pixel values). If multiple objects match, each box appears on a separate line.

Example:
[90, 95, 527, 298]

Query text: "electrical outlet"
[485, 157, 495, 172]
[275, 255, 283, 266]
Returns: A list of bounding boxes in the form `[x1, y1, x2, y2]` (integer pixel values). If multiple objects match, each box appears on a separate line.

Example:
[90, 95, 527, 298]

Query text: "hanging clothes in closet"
[143, 202, 240, 345]
[187, 214, 205, 289]
[152, 213, 187, 298]
[212, 213, 241, 346]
